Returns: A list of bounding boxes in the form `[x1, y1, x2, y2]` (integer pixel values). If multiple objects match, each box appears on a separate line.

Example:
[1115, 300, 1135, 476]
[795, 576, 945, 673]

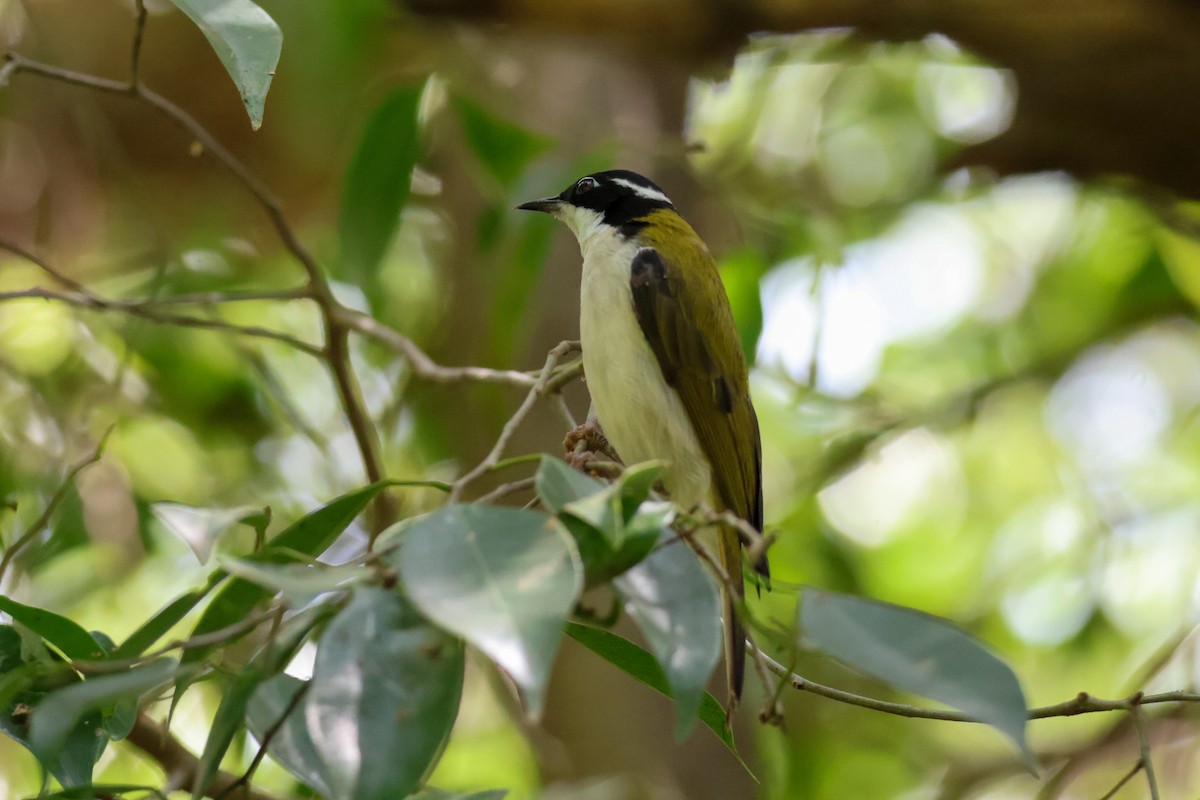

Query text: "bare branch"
[130, 0, 148, 86]
[449, 340, 580, 502]
[0, 430, 111, 583]
[340, 308, 551, 387]
[1096, 761, 1142, 800]
[2, 49, 394, 534]
[1131, 700, 1160, 800]
[213, 681, 310, 800]
[475, 477, 538, 505]
[125, 714, 281, 800]
[756, 647, 1200, 724]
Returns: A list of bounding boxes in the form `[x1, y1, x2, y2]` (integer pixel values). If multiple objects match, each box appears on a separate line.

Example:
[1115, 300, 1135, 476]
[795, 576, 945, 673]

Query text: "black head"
[517, 170, 675, 232]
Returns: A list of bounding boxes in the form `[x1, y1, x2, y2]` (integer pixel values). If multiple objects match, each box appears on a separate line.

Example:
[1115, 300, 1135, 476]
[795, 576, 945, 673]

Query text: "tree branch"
[1130, 700, 1161, 800]
[757, 646, 1200, 724]
[125, 714, 281, 800]
[1, 43, 398, 530]
[448, 340, 581, 502]
[0, 430, 111, 584]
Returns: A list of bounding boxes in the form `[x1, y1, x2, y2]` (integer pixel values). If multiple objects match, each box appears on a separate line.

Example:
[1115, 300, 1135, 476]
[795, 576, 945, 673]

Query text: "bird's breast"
[578, 232, 712, 508]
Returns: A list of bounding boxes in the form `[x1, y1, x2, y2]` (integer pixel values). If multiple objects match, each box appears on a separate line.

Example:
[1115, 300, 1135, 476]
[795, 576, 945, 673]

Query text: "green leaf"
[535, 457, 662, 585]
[564, 622, 746, 771]
[390, 505, 582, 718]
[29, 659, 178, 765]
[453, 96, 553, 190]
[339, 86, 425, 280]
[111, 572, 226, 659]
[0, 627, 106, 787]
[182, 481, 392, 666]
[192, 671, 260, 800]
[153, 502, 267, 564]
[562, 461, 662, 548]
[0, 597, 104, 660]
[800, 589, 1032, 760]
[248, 675, 331, 797]
[407, 790, 507, 800]
[307, 589, 464, 800]
[614, 535, 722, 739]
[216, 556, 368, 606]
[166, 0, 282, 129]
[192, 606, 330, 799]
[535, 455, 603, 512]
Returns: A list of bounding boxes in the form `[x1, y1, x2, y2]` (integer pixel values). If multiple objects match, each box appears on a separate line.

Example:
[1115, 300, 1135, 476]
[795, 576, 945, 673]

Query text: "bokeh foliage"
[1, 1, 1199, 799]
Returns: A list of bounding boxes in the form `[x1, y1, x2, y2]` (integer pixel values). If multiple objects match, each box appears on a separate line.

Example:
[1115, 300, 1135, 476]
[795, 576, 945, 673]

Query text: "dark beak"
[516, 196, 562, 213]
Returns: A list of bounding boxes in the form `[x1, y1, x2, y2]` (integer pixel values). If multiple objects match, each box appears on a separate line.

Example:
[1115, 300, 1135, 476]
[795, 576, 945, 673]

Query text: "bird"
[518, 169, 768, 707]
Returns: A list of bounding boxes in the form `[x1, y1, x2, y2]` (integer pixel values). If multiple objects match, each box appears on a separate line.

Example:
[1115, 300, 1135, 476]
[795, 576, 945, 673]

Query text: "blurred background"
[2, 0, 1200, 797]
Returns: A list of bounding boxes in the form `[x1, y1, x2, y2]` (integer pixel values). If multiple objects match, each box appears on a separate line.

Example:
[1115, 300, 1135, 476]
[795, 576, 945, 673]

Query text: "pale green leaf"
[614, 535, 722, 739]
[800, 589, 1031, 760]
[167, 0, 282, 129]
[390, 505, 582, 718]
[307, 589, 464, 800]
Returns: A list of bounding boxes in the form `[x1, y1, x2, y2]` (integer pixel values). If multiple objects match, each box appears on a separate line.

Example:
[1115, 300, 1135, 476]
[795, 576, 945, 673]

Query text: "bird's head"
[517, 170, 675, 247]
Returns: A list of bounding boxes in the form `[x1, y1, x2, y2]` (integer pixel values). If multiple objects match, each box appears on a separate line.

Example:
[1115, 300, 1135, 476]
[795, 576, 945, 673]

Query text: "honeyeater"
[518, 169, 768, 705]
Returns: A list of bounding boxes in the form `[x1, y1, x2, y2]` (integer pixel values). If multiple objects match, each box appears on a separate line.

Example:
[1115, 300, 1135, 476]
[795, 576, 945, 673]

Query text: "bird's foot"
[564, 419, 622, 476]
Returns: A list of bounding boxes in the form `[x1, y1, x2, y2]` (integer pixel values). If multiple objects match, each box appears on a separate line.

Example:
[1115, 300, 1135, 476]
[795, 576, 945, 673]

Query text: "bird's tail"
[718, 524, 746, 710]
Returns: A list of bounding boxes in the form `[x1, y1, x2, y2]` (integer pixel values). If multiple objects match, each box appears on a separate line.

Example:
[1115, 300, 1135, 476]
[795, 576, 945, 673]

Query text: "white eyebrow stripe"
[611, 177, 672, 205]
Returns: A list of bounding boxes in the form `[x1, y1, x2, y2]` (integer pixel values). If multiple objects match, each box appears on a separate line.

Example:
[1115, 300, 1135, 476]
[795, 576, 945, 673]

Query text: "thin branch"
[327, 319, 393, 539]
[2, 50, 392, 535]
[132, 287, 312, 305]
[0, 430, 111, 583]
[1131, 701, 1160, 800]
[0, 285, 324, 355]
[551, 393, 577, 429]
[1096, 760, 1142, 800]
[741, 624, 783, 725]
[213, 681, 310, 800]
[475, 477, 538, 505]
[757, 648, 1200, 723]
[125, 714, 280, 800]
[449, 340, 578, 502]
[130, 0, 148, 86]
[341, 308, 549, 387]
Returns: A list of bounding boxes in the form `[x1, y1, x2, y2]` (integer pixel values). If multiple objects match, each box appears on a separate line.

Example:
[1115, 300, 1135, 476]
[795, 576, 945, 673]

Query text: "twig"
[757, 648, 1200, 723]
[741, 625, 783, 725]
[1, 50, 396, 536]
[0, 430, 111, 583]
[704, 508, 774, 567]
[130, 0, 148, 86]
[551, 393, 577, 429]
[125, 713, 280, 800]
[213, 681, 310, 800]
[71, 605, 284, 675]
[449, 340, 577, 502]
[1130, 700, 1160, 800]
[1096, 760, 1142, 800]
[325, 318, 391, 539]
[340, 308, 549, 387]
[0, 284, 323, 356]
[475, 477, 538, 505]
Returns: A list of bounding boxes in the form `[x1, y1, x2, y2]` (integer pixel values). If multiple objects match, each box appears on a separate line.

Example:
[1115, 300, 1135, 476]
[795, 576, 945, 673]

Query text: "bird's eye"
[575, 177, 598, 195]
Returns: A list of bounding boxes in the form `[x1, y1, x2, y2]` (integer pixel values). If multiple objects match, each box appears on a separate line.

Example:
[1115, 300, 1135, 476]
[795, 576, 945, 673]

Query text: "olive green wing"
[629, 245, 766, 703]
[628, 247, 765, 542]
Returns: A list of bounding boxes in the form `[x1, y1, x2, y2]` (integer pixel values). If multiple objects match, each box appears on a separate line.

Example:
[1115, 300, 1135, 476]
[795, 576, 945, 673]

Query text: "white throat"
[564, 205, 713, 509]
[556, 205, 606, 257]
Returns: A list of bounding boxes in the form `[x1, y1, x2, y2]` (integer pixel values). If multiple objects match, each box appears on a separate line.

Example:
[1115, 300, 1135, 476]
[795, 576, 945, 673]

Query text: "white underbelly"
[579, 241, 712, 509]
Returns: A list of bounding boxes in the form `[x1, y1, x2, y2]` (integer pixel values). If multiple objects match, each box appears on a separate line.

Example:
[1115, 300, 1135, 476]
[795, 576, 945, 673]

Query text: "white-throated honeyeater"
[518, 170, 769, 706]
